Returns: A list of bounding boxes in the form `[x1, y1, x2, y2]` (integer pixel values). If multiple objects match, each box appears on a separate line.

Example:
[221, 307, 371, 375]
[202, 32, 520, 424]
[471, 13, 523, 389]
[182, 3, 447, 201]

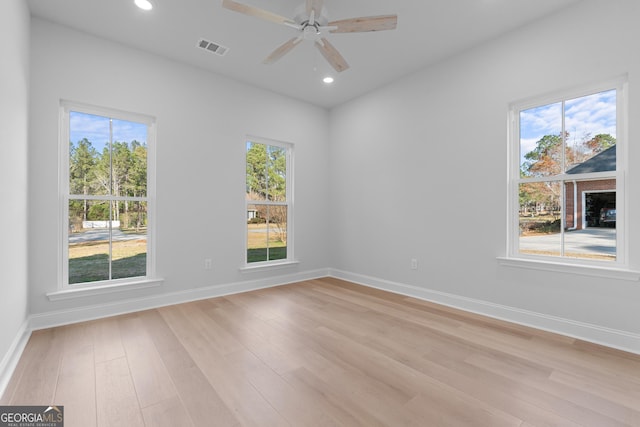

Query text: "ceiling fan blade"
[328, 15, 397, 33]
[314, 38, 349, 72]
[306, 0, 324, 18]
[222, 0, 294, 26]
[263, 37, 303, 64]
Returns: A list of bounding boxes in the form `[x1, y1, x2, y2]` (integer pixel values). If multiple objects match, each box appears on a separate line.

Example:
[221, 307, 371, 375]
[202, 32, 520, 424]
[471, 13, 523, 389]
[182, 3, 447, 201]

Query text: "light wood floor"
[2, 278, 640, 426]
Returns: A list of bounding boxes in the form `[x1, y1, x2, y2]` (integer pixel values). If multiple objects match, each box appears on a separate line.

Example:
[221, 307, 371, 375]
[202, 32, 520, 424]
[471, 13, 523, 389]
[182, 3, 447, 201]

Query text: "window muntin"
[512, 84, 623, 264]
[245, 139, 292, 265]
[62, 103, 154, 286]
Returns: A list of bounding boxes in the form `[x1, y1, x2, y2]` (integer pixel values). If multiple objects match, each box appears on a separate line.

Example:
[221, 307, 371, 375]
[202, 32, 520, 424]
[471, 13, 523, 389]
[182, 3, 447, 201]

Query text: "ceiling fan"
[221, 0, 397, 72]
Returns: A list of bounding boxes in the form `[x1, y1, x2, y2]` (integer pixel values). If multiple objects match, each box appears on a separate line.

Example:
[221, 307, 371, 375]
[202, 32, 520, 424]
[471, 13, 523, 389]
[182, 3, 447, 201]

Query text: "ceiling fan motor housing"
[302, 22, 321, 39]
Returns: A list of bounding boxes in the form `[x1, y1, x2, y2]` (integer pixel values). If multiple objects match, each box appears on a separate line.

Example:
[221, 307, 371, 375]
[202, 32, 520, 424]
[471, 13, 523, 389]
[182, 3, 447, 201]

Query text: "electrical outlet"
[204, 258, 212, 270]
[410, 258, 418, 270]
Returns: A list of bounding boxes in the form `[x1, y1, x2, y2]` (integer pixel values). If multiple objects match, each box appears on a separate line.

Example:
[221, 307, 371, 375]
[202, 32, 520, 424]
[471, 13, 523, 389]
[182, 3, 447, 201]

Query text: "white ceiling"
[27, 0, 582, 108]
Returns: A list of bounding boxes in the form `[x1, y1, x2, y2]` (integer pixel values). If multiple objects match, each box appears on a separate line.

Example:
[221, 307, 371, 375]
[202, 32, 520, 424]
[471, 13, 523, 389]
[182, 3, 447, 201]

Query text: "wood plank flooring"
[2, 278, 639, 426]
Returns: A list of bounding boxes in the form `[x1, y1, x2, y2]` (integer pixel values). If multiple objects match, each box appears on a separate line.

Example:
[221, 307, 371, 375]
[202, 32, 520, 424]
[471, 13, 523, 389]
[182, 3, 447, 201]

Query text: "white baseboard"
[0, 320, 31, 400]
[29, 268, 330, 331]
[329, 268, 640, 355]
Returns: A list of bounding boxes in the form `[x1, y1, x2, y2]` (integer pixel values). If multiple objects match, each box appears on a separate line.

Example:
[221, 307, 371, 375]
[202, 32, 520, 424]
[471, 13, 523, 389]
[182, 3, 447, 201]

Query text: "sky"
[519, 89, 616, 167]
[70, 111, 147, 152]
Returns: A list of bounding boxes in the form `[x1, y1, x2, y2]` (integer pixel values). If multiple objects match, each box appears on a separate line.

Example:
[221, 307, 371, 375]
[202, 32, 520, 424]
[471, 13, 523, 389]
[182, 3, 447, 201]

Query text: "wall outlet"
[204, 258, 213, 270]
[410, 258, 418, 270]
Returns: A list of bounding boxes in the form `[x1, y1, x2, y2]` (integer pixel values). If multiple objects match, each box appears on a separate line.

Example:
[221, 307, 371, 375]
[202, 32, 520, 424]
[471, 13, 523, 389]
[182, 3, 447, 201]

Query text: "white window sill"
[497, 257, 640, 281]
[240, 259, 300, 272]
[47, 278, 164, 301]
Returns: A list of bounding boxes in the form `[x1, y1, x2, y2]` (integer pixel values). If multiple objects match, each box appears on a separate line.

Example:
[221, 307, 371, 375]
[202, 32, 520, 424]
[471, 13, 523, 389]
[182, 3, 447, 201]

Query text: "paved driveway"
[69, 228, 145, 243]
[519, 227, 616, 256]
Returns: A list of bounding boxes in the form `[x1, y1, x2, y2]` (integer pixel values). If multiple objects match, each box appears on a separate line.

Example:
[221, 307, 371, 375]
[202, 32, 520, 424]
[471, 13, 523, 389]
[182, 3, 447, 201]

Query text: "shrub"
[520, 218, 561, 234]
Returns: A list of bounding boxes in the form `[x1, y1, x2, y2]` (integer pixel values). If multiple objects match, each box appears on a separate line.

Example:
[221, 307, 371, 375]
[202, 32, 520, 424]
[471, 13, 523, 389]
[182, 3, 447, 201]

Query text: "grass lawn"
[70, 223, 289, 283]
[247, 246, 287, 263]
[69, 239, 147, 284]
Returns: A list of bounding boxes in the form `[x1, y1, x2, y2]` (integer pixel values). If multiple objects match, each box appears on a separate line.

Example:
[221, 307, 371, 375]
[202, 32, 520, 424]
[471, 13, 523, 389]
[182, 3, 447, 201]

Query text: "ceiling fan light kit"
[221, 0, 397, 73]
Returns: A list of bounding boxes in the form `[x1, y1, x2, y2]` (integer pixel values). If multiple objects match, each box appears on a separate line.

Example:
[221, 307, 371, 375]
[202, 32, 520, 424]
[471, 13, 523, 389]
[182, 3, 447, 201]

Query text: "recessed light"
[135, 0, 153, 11]
[323, 76, 334, 84]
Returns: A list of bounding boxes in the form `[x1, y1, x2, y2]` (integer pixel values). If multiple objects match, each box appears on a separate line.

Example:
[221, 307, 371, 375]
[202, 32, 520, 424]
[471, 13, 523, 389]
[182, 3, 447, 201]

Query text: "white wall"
[329, 0, 640, 350]
[28, 19, 331, 318]
[0, 0, 30, 382]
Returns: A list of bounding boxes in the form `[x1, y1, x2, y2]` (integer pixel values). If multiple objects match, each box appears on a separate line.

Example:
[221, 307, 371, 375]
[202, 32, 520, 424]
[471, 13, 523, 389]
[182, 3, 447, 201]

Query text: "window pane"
[69, 113, 149, 198]
[564, 90, 617, 173]
[246, 142, 268, 201]
[69, 112, 110, 196]
[567, 180, 616, 230]
[519, 181, 616, 261]
[112, 119, 148, 198]
[246, 142, 287, 202]
[246, 204, 287, 263]
[69, 200, 110, 284]
[519, 182, 562, 257]
[267, 145, 287, 201]
[520, 102, 562, 177]
[247, 203, 268, 262]
[112, 201, 147, 279]
[268, 205, 287, 261]
[565, 185, 616, 261]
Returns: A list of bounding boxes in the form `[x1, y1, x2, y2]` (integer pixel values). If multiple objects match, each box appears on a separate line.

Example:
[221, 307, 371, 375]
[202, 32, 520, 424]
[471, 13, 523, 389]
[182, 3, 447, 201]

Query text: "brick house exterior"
[564, 145, 616, 230]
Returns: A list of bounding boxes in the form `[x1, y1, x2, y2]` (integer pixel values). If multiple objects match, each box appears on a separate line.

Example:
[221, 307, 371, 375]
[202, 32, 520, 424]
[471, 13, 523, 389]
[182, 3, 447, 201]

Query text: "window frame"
[505, 77, 629, 270]
[58, 100, 158, 291]
[243, 136, 295, 269]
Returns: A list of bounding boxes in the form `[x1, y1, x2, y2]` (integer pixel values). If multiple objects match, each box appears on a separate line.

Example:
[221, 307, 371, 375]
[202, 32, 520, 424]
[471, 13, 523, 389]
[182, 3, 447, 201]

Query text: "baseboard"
[0, 320, 31, 400]
[29, 268, 330, 331]
[329, 269, 640, 355]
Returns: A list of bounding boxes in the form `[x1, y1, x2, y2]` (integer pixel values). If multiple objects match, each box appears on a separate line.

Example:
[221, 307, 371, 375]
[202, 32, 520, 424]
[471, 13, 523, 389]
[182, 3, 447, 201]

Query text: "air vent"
[197, 39, 229, 56]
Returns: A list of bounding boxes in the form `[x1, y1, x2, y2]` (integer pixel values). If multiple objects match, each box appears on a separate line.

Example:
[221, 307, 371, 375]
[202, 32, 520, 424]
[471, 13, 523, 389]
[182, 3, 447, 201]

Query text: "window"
[60, 101, 156, 287]
[508, 79, 627, 266]
[245, 138, 293, 265]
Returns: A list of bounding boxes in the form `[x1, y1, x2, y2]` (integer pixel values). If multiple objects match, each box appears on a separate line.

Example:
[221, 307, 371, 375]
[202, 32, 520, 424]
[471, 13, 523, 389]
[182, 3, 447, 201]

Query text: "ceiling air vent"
[197, 39, 229, 56]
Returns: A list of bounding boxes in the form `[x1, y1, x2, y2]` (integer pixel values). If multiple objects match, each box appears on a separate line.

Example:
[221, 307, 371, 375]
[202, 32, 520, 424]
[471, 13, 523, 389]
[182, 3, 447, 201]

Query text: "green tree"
[111, 141, 133, 222]
[520, 133, 568, 217]
[93, 145, 111, 195]
[69, 138, 97, 221]
[127, 141, 147, 230]
[246, 143, 286, 200]
[246, 143, 268, 199]
[584, 133, 616, 153]
[128, 141, 147, 196]
[267, 145, 286, 201]
[83, 140, 147, 230]
[522, 134, 564, 177]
